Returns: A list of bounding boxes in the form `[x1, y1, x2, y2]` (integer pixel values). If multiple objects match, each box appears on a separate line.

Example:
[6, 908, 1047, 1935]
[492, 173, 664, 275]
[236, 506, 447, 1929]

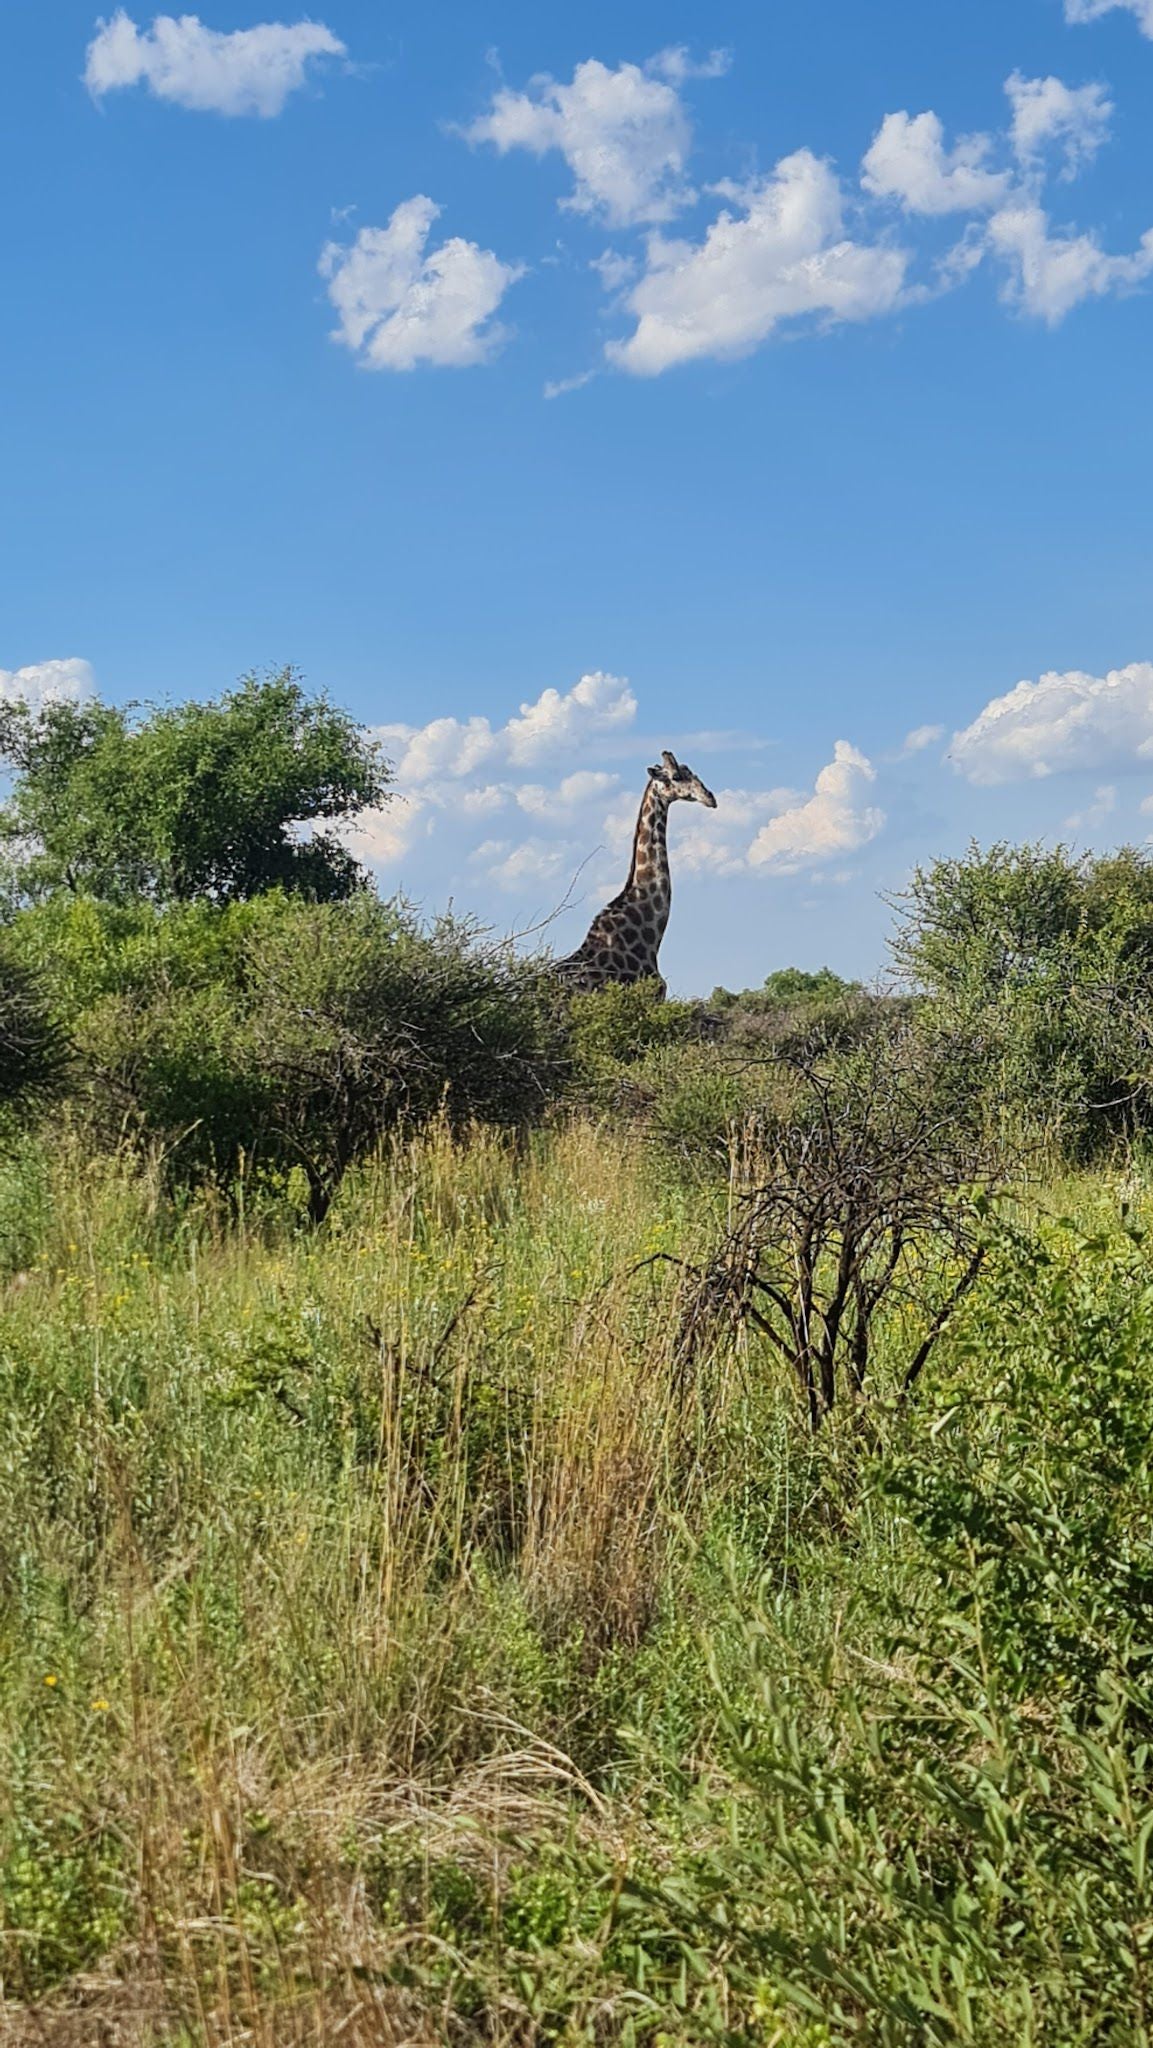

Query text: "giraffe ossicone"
[553, 749, 717, 998]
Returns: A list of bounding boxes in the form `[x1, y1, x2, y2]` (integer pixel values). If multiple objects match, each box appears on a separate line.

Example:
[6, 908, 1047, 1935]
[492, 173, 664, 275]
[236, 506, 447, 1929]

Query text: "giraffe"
[554, 750, 717, 997]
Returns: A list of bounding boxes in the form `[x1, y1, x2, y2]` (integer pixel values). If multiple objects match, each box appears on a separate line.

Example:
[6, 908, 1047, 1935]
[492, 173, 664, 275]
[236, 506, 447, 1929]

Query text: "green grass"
[1, 1123, 1152, 2044]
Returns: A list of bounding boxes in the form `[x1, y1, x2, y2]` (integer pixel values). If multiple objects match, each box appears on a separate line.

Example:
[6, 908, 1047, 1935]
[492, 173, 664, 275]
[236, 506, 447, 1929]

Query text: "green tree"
[0, 669, 389, 906]
[892, 840, 1153, 1155]
[709, 965, 859, 1011]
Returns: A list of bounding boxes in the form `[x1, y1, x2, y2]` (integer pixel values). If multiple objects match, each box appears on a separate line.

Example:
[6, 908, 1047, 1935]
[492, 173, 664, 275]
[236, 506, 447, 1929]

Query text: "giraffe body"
[555, 751, 717, 997]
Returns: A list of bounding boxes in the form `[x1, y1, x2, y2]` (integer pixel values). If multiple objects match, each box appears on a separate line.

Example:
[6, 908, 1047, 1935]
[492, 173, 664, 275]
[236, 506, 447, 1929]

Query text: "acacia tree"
[0, 668, 389, 906]
[671, 1020, 998, 1429]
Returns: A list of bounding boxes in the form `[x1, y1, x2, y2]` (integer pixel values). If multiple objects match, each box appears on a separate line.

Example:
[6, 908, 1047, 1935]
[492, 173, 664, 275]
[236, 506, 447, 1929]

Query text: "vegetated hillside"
[1, 1120, 1151, 2045]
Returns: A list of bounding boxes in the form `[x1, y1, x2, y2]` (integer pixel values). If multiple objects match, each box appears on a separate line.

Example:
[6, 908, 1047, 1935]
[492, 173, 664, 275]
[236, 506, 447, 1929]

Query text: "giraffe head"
[647, 749, 718, 809]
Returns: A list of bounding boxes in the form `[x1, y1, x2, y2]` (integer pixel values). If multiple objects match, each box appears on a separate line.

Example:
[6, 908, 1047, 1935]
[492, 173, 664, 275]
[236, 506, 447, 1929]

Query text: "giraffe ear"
[648, 762, 666, 782]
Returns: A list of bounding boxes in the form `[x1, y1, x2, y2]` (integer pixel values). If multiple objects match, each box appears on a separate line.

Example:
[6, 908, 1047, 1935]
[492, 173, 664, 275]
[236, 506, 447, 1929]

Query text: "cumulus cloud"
[320, 197, 523, 370]
[747, 742, 885, 870]
[84, 10, 344, 116]
[505, 672, 636, 763]
[374, 713, 498, 785]
[374, 673, 637, 788]
[988, 202, 1153, 322]
[0, 657, 96, 709]
[861, 110, 1009, 215]
[1005, 71, 1112, 176]
[609, 150, 909, 375]
[662, 785, 796, 877]
[1065, 0, 1153, 36]
[352, 673, 892, 906]
[476, 836, 578, 891]
[465, 54, 704, 225]
[516, 769, 619, 817]
[342, 796, 427, 868]
[951, 662, 1153, 783]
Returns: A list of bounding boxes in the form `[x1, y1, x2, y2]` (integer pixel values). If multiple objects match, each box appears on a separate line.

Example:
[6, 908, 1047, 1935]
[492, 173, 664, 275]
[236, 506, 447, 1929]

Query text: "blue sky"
[2, 0, 1152, 993]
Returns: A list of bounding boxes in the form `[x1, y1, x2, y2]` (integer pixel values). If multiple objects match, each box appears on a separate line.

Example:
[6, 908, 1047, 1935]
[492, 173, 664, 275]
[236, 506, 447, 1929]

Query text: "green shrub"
[566, 977, 699, 1071]
[888, 1211, 1153, 1706]
[707, 965, 887, 1060]
[7, 894, 566, 1216]
[0, 940, 69, 1130]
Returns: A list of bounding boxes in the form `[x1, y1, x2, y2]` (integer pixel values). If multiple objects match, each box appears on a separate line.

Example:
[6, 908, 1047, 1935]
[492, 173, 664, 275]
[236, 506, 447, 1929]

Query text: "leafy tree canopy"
[891, 841, 1153, 1156]
[708, 964, 860, 1011]
[891, 840, 1153, 996]
[0, 668, 389, 906]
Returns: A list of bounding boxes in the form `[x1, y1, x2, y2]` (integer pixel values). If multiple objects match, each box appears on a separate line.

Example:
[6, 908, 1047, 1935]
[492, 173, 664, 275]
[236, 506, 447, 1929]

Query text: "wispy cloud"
[1064, 0, 1153, 39]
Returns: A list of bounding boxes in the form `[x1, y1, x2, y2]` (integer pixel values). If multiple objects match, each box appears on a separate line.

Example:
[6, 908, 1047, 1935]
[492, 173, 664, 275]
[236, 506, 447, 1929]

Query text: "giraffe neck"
[625, 779, 672, 937]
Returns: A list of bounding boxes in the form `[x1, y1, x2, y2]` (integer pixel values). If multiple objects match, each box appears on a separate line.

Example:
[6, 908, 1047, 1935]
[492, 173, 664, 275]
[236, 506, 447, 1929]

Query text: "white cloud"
[934, 223, 990, 290]
[0, 657, 96, 709]
[747, 742, 885, 870]
[988, 201, 1153, 322]
[320, 197, 523, 371]
[465, 55, 700, 225]
[1064, 783, 1117, 830]
[1065, 0, 1153, 36]
[374, 712, 498, 785]
[901, 722, 946, 755]
[591, 250, 638, 295]
[649, 46, 732, 83]
[861, 110, 1009, 215]
[342, 796, 427, 868]
[454, 783, 508, 816]
[505, 671, 636, 763]
[84, 10, 344, 116]
[609, 150, 909, 375]
[373, 673, 636, 789]
[1005, 71, 1112, 176]
[474, 835, 579, 892]
[669, 785, 798, 877]
[951, 662, 1153, 783]
[354, 678, 891, 897]
[543, 369, 596, 400]
[658, 753, 886, 880]
[516, 769, 619, 817]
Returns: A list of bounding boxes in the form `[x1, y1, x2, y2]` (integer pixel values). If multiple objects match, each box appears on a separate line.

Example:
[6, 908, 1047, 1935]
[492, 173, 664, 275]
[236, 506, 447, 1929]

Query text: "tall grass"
[1, 1124, 1151, 2043]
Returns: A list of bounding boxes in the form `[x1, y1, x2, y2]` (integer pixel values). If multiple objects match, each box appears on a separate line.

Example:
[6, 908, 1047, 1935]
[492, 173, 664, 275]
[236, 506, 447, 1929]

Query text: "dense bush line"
[6, 892, 567, 1218]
